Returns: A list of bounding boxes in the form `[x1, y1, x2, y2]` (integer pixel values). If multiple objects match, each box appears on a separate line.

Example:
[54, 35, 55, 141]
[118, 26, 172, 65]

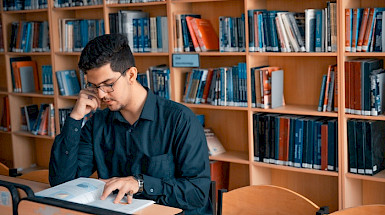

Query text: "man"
[49, 34, 212, 214]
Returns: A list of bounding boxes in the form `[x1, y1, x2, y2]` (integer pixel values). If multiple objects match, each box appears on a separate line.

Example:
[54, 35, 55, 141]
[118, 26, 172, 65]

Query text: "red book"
[201, 68, 214, 104]
[356, 8, 370, 52]
[344, 61, 351, 113]
[278, 116, 289, 164]
[321, 124, 328, 171]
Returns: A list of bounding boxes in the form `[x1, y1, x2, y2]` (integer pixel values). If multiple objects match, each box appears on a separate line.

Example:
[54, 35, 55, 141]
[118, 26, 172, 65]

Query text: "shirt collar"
[108, 87, 156, 124]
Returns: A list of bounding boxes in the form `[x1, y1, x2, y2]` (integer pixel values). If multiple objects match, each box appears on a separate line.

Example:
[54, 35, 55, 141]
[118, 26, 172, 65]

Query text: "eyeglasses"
[86, 69, 127, 93]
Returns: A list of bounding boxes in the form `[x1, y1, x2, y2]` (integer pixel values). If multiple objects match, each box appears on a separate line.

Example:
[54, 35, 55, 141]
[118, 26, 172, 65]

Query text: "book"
[204, 128, 226, 156]
[35, 177, 155, 214]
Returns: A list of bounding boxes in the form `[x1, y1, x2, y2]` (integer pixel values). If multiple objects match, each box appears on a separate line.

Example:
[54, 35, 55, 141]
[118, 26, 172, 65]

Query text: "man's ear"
[127, 67, 138, 84]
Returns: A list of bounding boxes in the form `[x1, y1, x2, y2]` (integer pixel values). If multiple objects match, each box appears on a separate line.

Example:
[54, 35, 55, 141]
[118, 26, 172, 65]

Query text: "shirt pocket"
[142, 153, 175, 179]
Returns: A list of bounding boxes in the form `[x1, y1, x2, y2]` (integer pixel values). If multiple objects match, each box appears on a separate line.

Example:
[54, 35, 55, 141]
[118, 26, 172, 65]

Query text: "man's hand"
[70, 89, 100, 120]
[100, 177, 139, 204]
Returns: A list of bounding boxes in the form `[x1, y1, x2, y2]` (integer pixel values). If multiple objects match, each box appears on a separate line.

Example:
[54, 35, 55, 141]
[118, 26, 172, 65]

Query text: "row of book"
[345, 8, 385, 52]
[250, 66, 284, 109]
[0, 96, 10, 132]
[42, 65, 54, 95]
[59, 19, 105, 52]
[109, 11, 168, 53]
[54, 0, 102, 7]
[347, 119, 385, 176]
[345, 59, 384, 116]
[137, 64, 171, 100]
[253, 113, 338, 172]
[3, 0, 48, 11]
[174, 13, 246, 53]
[20, 103, 55, 137]
[317, 64, 338, 113]
[182, 63, 248, 107]
[9, 21, 50, 53]
[248, 1, 337, 52]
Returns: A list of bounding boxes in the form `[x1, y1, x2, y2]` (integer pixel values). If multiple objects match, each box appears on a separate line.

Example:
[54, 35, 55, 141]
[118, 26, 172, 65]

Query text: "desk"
[0, 175, 182, 215]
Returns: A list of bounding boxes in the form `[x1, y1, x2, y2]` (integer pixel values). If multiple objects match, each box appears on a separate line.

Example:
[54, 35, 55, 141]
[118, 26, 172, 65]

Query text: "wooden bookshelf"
[0, 0, 385, 213]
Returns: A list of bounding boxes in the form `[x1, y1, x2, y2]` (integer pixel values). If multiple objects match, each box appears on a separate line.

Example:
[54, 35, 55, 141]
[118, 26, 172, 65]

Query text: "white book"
[204, 128, 226, 156]
[271, 69, 284, 109]
[35, 177, 155, 214]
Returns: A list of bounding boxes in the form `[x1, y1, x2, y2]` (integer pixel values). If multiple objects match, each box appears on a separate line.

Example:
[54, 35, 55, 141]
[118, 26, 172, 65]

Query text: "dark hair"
[78, 34, 135, 74]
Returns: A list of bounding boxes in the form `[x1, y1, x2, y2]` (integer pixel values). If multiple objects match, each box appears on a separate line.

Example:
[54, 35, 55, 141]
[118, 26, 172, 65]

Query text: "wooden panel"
[34, 139, 53, 168]
[268, 56, 337, 106]
[0, 133, 13, 167]
[134, 56, 169, 74]
[228, 163, 249, 190]
[191, 108, 248, 152]
[362, 181, 385, 205]
[11, 135, 36, 169]
[266, 0, 330, 12]
[271, 169, 339, 212]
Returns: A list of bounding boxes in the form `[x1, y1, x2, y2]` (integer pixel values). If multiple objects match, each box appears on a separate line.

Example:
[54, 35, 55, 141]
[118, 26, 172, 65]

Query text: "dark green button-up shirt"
[49, 89, 212, 214]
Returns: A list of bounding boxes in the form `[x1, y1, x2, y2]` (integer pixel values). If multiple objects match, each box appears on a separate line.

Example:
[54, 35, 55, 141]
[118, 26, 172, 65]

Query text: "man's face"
[86, 63, 130, 111]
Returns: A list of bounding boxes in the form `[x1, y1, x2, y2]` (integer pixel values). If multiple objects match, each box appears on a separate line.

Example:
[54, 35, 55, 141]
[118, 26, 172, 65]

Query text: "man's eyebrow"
[87, 78, 113, 86]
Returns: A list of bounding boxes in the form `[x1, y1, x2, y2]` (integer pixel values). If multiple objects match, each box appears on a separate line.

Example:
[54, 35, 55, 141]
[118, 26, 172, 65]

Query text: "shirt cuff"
[62, 117, 83, 146]
[142, 174, 163, 196]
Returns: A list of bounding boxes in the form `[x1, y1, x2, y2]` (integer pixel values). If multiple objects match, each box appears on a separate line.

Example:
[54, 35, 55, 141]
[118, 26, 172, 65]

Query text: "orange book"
[12, 61, 39, 93]
[345, 8, 352, 52]
[356, 8, 370, 52]
[323, 65, 333, 112]
[185, 16, 201, 52]
[190, 17, 219, 51]
[321, 123, 328, 171]
[15, 21, 23, 52]
[11, 62, 21, 92]
[344, 61, 351, 113]
[361, 8, 375, 52]
[37, 106, 49, 136]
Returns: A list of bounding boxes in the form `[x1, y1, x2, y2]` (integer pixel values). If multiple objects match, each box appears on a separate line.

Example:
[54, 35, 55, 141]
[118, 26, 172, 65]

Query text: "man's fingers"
[101, 183, 118, 200]
[127, 190, 133, 204]
[114, 189, 127, 204]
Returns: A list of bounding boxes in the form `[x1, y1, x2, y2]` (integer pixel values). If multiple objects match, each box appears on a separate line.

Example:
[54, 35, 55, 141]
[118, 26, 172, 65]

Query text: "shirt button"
[74, 128, 79, 132]
[65, 151, 69, 155]
[128, 129, 132, 133]
[150, 188, 154, 193]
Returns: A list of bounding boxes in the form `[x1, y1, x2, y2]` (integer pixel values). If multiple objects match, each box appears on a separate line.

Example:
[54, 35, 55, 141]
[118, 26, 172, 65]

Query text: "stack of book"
[317, 64, 338, 112]
[250, 66, 284, 109]
[183, 63, 248, 107]
[109, 11, 168, 53]
[9, 21, 50, 53]
[344, 59, 384, 116]
[9, 57, 40, 93]
[248, 1, 337, 52]
[59, 19, 105, 52]
[20, 103, 55, 137]
[253, 113, 338, 172]
[56, 70, 81, 96]
[347, 119, 385, 176]
[345, 8, 385, 52]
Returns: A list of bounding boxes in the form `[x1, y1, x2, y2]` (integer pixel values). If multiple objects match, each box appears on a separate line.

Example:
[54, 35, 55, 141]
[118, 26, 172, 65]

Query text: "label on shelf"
[172, 54, 200, 68]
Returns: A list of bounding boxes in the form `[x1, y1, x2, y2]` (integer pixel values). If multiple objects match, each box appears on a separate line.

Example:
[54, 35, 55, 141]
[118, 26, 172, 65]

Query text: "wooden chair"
[330, 204, 385, 215]
[0, 162, 9, 176]
[18, 169, 49, 184]
[218, 185, 328, 215]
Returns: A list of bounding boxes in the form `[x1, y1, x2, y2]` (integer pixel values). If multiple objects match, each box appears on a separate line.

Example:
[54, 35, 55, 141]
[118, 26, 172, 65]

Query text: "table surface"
[0, 175, 182, 215]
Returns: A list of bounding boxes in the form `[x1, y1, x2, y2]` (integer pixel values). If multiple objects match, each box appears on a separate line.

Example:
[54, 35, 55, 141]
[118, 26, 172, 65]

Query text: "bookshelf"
[1, 0, 385, 212]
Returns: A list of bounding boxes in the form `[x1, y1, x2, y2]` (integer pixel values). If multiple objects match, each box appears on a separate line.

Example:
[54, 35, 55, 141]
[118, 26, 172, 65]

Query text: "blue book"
[133, 18, 139, 52]
[195, 69, 208, 104]
[248, 10, 255, 52]
[318, 75, 327, 111]
[352, 8, 363, 52]
[293, 118, 304, 168]
[313, 120, 323, 169]
[373, 11, 383, 52]
[143, 18, 151, 52]
[327, 119, 337, 171]
[156, 16, 163, 52]
[268, 11, 280, 52]
[315, 10, 323, 52]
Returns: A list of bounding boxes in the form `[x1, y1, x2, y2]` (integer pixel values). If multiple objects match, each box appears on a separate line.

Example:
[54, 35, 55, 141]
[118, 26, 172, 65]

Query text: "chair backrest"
[330, 204, 385, 215]
[0, 179, 35, 215]
[219, 185, 321, 215]
[0, 162, 9, 176]
[18, 170, 49, 184]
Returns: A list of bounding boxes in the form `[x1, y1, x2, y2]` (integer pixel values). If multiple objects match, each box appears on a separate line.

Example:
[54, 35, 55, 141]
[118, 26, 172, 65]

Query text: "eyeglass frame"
[85, 68, 129, 93]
